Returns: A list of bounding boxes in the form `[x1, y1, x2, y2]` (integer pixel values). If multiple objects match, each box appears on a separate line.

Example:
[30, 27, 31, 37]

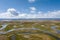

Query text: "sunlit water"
[51, 26, 57, 30]
[0, 24, 8, 30]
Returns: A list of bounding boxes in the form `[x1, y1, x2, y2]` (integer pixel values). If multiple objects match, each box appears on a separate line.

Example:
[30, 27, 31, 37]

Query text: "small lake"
[56, 30, 60, 34]
[51, 26, 57, 30]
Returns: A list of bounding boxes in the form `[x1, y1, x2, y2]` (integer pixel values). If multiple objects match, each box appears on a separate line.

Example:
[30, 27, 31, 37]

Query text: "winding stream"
[0, 24, 60, 40]
[0, 24, 8, 30]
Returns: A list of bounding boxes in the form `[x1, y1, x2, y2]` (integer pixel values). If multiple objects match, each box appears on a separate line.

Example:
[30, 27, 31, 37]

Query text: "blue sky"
[0, 0, 60, 18]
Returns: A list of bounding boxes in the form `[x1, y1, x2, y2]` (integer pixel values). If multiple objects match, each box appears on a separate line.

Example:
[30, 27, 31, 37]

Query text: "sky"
[0, 0, 60, 19]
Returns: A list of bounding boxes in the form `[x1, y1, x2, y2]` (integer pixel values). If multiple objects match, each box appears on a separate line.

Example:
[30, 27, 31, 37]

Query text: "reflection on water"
[51, 26, 57, 30]
[7, 29, 15, 33]
[51, 25, 60, 34]
[0, 24, 8, 30]
[56, 30, 60, 34]
[10, 35, 16, 40]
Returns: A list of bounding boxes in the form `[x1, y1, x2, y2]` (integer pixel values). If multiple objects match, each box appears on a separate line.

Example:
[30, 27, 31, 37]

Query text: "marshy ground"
[0, 20, 60, 40]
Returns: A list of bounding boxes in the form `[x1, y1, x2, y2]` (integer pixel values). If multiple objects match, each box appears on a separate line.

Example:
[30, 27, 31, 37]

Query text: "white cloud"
[29, 7, 36, 13]
[7, 8, 16, 12]
[7, 8, 19, 16]
[0, 8, 60, 19]
[28, 0, 36, 3]
[29, 7, 36, 11]
[0, 8, 20, 18]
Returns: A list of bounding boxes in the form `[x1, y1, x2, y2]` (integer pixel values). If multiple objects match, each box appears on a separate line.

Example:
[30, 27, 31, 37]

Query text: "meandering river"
[0, 24, 60, 40]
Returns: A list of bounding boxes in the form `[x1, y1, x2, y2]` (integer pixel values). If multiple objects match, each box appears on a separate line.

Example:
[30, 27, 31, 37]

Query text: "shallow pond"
[51, 26, 57, 30]
[56, 30, 60, 34]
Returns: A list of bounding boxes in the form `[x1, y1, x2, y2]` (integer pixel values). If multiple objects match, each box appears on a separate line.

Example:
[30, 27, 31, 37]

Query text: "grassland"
[0, 20, 60, 40]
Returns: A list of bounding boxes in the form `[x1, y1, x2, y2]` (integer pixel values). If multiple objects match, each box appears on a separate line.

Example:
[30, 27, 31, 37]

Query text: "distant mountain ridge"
[0, 18, 60, 21]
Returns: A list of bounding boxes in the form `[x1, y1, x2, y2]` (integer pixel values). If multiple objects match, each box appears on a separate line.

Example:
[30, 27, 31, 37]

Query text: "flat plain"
[0, 20, 60, 40]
